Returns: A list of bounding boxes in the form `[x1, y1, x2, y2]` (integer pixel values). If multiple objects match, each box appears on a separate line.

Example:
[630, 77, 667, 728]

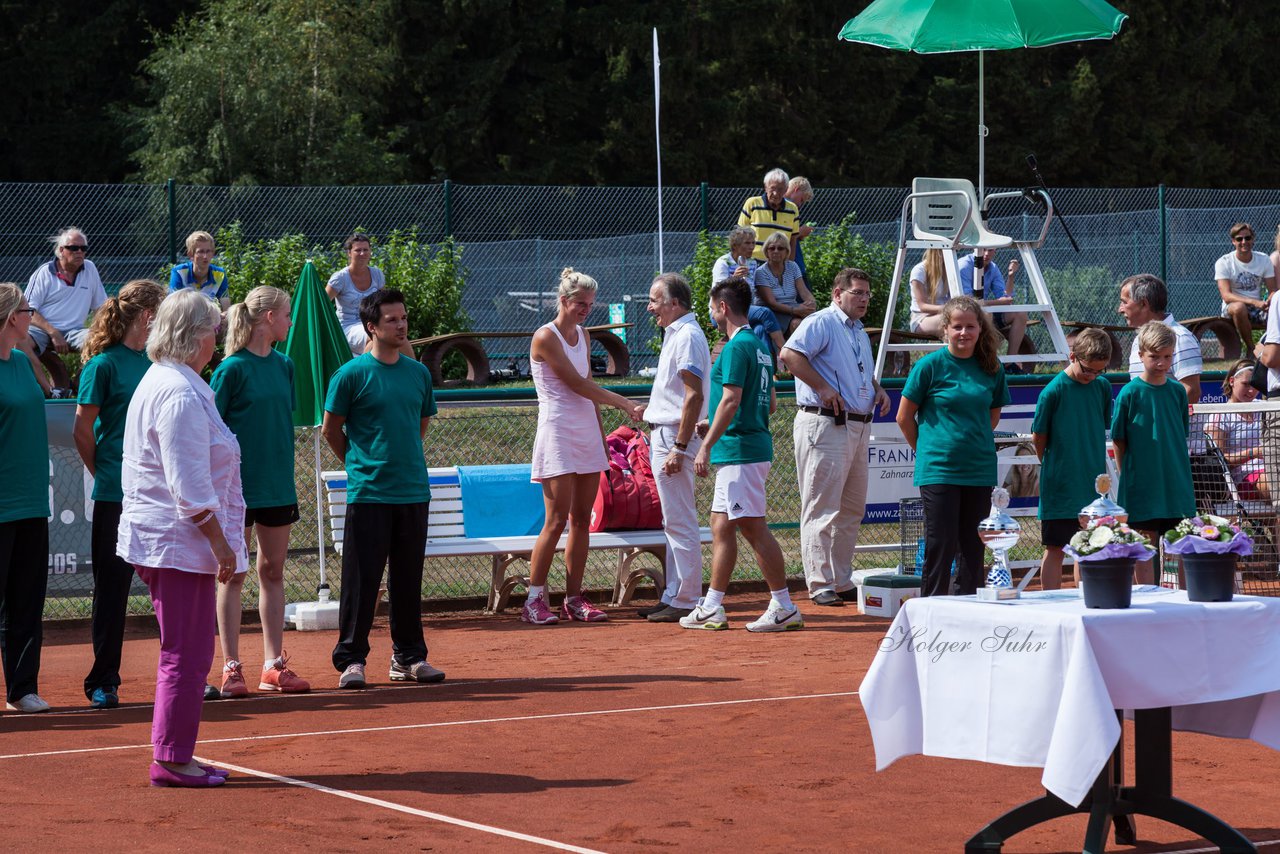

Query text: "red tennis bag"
[590, 425, 663, 531]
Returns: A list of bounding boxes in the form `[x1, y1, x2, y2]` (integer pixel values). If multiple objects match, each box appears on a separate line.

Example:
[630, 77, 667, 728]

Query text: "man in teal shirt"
[683, 277, 803, 633]
[322, 289, 444, 689]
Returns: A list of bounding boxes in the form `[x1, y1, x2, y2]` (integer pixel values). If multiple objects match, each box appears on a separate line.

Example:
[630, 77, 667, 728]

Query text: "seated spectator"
[738, 168, 800, 262]
[169, 230, 230, 311]
[786, 176, 815, 277]
[957, 248, 1027, 371]
[909, 248, 949, 337]
[752, 232, 816, 337]
[1207, 359, 1269, 501]
[1215, 222, 1275, 352]
[712, 226, 784, 356]
[20, 226, 108, 396]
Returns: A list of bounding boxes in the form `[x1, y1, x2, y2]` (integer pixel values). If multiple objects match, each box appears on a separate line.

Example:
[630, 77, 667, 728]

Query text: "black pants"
[332, 502, 429, 672]
[0, 517, 49, 702]
[919, 484, 990, 597]
[84, 501, 135, 698]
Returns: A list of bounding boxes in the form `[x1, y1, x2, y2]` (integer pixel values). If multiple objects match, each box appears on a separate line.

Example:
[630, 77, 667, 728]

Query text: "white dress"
[530, 323, 608, 481]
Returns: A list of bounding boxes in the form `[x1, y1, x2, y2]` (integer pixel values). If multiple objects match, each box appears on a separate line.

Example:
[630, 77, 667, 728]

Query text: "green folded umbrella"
[281, 259, 352, 591]
[283, 260, 352, 428]
[839, 0, 1128, 195]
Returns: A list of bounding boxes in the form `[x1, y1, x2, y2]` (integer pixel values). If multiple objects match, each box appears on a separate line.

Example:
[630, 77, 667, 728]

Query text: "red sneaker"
[220, 660, 249, 698]
[561, 594, 609, 622]
[258, 652, 310, 693]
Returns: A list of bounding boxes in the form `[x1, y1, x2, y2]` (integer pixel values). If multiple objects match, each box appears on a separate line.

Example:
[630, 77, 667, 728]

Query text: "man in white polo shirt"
[1118, 273, 1202, 404]
[780, 268, 890, 606]
[21, 226, 108, 395]
[638, 272, 710, 622]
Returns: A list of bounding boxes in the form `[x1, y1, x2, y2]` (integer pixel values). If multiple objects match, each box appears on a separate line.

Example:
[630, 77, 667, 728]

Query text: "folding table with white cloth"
[860, 588, 1280, 852]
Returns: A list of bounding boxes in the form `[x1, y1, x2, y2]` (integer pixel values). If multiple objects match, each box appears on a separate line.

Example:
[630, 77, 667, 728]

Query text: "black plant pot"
[1078, 558, 1135, 609]
[1182, 552, 1237, 602]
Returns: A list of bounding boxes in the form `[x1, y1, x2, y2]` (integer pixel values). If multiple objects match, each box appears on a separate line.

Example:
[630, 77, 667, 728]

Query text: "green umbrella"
[280, 259, 351, 590]
[283, 260, 352, 428]
[839, 0, 1128, 195]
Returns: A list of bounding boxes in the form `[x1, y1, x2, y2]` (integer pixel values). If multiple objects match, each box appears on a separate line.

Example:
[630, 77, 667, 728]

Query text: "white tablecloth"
[860, 587, 1280, 806]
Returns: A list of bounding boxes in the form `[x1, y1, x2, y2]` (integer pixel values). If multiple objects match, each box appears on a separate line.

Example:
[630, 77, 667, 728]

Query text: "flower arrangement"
[1162, 515, 1254, 556]
[1064, 515, 1157, 562]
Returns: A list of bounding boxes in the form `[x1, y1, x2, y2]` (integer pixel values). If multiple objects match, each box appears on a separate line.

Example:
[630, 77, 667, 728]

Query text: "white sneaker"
[745, 601, 804, 633]
[6, 693, 51, 713]
[389, 659, 446, 683]
[338, 663, 366, 689]
[678, 600, 729, 631]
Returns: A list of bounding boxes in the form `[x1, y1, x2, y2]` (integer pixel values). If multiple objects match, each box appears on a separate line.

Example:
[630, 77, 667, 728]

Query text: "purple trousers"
[135, 566, 215, 764]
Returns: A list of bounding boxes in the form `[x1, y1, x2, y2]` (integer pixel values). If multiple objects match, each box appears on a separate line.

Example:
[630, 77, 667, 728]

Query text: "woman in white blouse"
[118, 289, 247, 789]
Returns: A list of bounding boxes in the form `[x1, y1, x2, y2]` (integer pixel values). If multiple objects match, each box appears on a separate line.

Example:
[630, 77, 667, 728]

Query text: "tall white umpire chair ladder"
[872, 177, 1071, 381]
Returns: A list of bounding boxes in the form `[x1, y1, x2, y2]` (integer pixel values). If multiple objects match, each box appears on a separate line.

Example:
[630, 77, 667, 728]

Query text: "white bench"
[322, 467, 712, 613]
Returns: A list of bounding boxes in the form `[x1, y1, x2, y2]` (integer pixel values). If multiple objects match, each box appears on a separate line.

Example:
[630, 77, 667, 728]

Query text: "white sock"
[263, 657, 281, 671]
[526, 584, 546, 604]
[770, 587, 795, 610]
[703, 589, 725, 611]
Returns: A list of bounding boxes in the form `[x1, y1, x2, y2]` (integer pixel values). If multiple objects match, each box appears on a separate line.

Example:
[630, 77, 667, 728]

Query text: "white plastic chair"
[911, 177, 1012, 249]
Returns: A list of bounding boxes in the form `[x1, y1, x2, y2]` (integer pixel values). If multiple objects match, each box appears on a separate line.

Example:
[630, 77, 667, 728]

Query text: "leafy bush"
[167, 222, 470, 346]
[680, 230, 728, 346]
[803, 214, 904, 330]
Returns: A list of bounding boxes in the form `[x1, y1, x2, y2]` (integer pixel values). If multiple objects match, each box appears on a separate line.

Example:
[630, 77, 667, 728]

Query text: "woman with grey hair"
[712, 227, 786, 356]
[0, 282, 52, 714]
[753, 231, 816, 336]
[118, 288, 247, 787]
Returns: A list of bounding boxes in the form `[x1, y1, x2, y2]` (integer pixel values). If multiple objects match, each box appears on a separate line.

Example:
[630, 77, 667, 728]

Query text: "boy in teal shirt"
[1031, 328, 1113, 589]
[1111, 321, 1195, 584]
[683, 277, 802, 633]
[322, 288, 444, 689]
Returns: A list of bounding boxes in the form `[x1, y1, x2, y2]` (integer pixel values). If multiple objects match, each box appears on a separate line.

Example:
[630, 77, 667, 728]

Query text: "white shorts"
[344, 323, 369, 354]
[711, 461, 771, 520]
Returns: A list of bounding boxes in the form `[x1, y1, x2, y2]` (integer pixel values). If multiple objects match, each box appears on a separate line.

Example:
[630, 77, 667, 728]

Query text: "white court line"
[1158, 841, 1280, 853]
[0, 690, 859, 760]
[197, 756, 605, 854]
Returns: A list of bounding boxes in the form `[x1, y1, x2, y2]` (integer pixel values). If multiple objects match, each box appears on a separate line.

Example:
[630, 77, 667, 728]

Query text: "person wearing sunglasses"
[1215, 222, 1276, 354]
[20, 227, 108, 397]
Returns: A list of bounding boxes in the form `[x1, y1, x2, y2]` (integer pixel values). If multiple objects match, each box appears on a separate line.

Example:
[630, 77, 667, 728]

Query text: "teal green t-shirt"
[324, 353, 437, 504]
[1111, 376, 1194, 521]
[1032, 371, 1113, 520]
[0, 349, 50, 523]
[211, 348, 298, 509]
[709, 328, 773, 465]
[901, 348, 1010, 487]
[78, 343, 151, 502]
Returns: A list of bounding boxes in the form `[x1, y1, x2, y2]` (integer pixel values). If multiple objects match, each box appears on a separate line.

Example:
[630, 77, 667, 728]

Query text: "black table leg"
[965, 707, 1257, 853]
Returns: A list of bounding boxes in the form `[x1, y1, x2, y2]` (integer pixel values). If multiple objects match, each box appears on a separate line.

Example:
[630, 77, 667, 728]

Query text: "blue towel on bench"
[457, 464, 545, 538]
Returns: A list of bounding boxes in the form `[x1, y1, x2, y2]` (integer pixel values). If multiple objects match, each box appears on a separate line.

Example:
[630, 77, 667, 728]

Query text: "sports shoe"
[520, 595, 559, 625]
[220, 660, 249, 698]
[389, 659, 446, 683]
[259, 652, 311, 693]
[561, 593, 608, 622]
[6, 693, 51, 713]
[203, 683, 220, 701]
[89, 687, 119, 709]
[745, 600, 804, 633]
[338, 663, 366, 689]
[635, 601, 669, 618]
[647, 605, 694, 623]
[678, 600, 729, 631]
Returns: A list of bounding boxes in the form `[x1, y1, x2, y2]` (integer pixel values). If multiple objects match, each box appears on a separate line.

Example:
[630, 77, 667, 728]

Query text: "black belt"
[799, 405, 873, 424]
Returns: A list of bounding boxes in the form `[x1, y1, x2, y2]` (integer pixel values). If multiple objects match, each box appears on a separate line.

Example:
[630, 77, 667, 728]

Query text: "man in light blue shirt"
[957, 249, 1027, 370]
[779, 268, 890, 606]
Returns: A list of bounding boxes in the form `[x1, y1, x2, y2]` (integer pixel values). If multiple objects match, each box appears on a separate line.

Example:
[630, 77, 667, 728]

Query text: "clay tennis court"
[4, 592, 1278, 853]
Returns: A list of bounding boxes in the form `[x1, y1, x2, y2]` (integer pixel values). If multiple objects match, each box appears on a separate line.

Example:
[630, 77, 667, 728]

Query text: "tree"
[128, 0, 405, 185]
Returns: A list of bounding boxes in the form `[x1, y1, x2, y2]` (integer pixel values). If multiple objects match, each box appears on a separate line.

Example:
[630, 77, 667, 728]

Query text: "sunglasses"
[1234, 235, 1254, 243]
[14, 307, 35, 316]
[61, 244, 89, 252]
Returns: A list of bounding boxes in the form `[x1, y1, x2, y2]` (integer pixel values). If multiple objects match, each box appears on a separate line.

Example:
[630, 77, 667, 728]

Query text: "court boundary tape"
[0, 690, 859, 760]
[195, 756, 606, 854]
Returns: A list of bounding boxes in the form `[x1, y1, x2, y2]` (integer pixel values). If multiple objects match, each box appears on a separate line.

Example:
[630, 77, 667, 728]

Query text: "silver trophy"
[977, 487, 1021, 601]
[1078, 473, 1126, 527]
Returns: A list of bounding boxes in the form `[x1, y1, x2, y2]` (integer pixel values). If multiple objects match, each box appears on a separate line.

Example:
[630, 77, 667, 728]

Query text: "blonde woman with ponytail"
[74, 279, 166, 708]
[209, 286, 310, 696]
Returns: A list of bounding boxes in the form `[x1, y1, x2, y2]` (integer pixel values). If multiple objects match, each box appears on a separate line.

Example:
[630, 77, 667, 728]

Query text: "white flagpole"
[653, 27, 664, 270]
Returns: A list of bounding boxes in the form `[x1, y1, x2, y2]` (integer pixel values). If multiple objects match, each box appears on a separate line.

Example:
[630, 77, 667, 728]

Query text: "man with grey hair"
[738, 168, 800, 263]
[638, 272, 710, 622]
[21, 227, 107, 395]
[1117, 273, 1202, 404]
